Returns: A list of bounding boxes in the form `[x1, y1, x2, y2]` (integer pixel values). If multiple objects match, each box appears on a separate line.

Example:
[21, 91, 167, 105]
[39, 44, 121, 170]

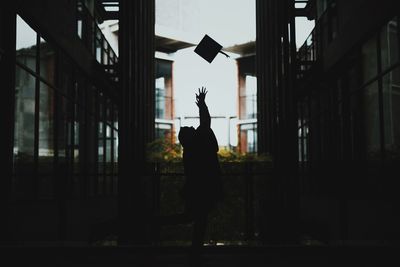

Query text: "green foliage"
[146, 137, 273, 163]
[146, 137, 182, 162]
[217, 147, 272, 162]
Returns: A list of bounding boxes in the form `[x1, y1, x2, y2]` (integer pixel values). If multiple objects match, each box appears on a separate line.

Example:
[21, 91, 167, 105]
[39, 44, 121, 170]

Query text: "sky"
[197, 0, 256, 47]
[16, 16, 37, 50]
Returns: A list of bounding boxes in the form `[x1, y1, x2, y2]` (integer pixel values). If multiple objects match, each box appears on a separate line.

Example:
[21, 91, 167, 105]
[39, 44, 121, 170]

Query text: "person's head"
[178, 126, 195, 148]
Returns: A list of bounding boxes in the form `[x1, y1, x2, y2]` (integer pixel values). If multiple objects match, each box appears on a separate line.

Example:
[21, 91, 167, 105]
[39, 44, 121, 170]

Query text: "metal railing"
[76, 0, 118, 81]
[297, 1, 338, 79]
[148, 161, 273, 245]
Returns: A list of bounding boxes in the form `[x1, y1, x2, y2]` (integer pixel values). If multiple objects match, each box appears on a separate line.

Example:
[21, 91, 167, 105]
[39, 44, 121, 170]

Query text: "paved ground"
[0, 245, 397, 266]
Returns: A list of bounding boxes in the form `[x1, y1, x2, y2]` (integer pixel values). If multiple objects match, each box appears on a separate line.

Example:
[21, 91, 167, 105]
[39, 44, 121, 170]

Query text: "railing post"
[245, 162, 255, 241]
[153, 162, 161, 216]
[151, 162, 161, 245]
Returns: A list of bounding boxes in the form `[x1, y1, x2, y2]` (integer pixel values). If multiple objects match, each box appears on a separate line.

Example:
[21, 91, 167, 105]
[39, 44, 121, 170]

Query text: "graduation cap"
[194, 34, 230, 63]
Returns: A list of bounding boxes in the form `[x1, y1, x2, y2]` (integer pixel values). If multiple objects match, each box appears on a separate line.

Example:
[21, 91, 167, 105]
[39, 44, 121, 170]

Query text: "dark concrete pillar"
[0, 3, 16, 243]
[256, 0, 299, 244]
[118, 0, 155, 245]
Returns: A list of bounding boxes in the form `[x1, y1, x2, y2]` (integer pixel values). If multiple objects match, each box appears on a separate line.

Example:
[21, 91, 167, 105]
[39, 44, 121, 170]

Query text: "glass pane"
[155, 123, 172, 140]
[96, 27, 102, 39]
[98, 94, 104, 171]
[155, 77, 165, 119]
[380, 18, 399, 72]
[363, 82, 381, 160]
[110, 50, 115, 64]
[113, 129, 118, 164]
[87, 88, 97, 178]
[14, 66, 36, 164]
[106, 125, 112, 179]
[245, 76, 257, 119]
[72, 89, 80, 199]
[57, 95, 69, 163]
[113, 105, 118, 164]
[316, 0, 328, 19]
[245, 75, 257, 95]
[98, 121, 104, 168]
[98, 95, 104, 182]
[362, 36, 378, 83]
[73, 104, 80, 173]
[38, 82, 55, 168]
[239, 123, 257, 153]
[77, 4, 83, 40]
[77, 19, 83, 39]
[303, 125, 308, 161]
[38, 82, 54, 199]
[96, 39, 101, 63]
[40, 37, 56, 85]
[382, 67, 400, 160]
[13, 66, 36, 198]
[16, 15, 37, 71]
[103, 42, 109, 65]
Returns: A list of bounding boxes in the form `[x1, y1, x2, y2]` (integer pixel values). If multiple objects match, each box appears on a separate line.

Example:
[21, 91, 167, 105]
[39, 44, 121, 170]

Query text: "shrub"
[146, 137, 182, 162]
[147, 138, 272, 163]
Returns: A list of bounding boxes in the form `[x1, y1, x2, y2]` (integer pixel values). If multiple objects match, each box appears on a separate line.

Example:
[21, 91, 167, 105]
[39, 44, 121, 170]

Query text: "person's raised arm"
[196, 87, 211, 128]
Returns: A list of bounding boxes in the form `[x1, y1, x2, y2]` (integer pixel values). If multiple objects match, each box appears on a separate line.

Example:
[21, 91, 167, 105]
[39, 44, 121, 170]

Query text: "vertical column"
[256, 0, 281, 244]
[256, 0, 268, 155]
[284, 0, 300, 243]
[118, 0, 155, 245]
[256, 0, 299, 244]
[0, 3, 16, 242]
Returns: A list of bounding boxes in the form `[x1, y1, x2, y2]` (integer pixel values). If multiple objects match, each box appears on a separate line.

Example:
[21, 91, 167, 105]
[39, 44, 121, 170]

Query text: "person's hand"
[196, 87, 207, 107]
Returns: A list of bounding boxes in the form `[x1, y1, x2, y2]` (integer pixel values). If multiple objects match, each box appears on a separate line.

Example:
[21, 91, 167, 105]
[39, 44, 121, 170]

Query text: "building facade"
[1, 0, 120, 243]
[295, 0, 400, 242]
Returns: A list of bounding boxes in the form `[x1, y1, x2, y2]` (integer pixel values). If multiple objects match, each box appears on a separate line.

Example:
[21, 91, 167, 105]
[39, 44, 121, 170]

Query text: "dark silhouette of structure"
[157, 87, 223, 249]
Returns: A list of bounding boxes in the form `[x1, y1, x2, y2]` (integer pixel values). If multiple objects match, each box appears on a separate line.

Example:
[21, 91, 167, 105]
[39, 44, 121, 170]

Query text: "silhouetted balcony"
[76, 0, 119, 82]
[296, 0, 338, 80]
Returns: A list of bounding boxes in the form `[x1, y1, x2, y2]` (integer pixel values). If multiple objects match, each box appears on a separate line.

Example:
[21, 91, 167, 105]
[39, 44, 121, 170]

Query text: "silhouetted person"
[156, 87, 223, 250]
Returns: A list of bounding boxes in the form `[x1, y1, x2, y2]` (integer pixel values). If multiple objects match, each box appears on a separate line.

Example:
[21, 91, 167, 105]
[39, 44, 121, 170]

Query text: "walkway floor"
[1, 245, 397, 266]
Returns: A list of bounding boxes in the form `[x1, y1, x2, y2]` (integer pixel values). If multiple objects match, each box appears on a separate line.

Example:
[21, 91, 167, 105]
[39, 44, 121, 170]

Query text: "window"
[380, 18, 399, 72]
[382, 67, 400, 159]
[245, 75, 257, 119]
[14, 66, 36, 163]
[13, 14, 119, 199]
[155, 77, 165, 119]
[239, 122, 257, 153]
